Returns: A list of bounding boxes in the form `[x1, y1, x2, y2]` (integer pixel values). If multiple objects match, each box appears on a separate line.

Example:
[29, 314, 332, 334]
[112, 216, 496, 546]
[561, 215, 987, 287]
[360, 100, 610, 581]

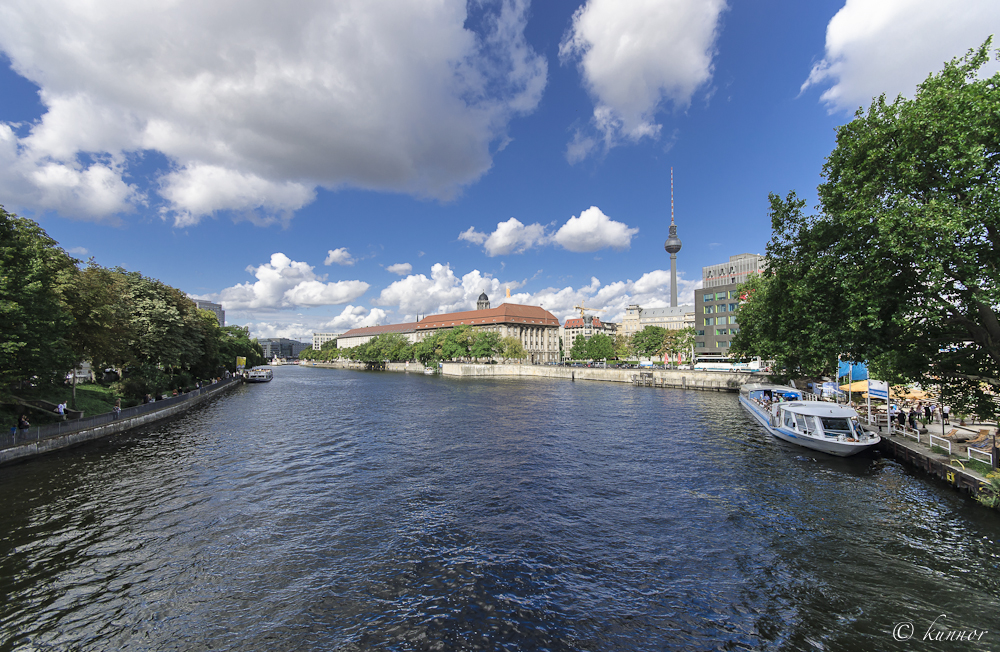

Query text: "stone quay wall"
[441, 363, 756, 391]
[0, 379, 241, 467]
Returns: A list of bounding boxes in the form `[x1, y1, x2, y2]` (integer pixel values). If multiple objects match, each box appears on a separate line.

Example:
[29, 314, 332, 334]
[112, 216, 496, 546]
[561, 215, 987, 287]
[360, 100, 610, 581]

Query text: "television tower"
[663, 167, 682, 307]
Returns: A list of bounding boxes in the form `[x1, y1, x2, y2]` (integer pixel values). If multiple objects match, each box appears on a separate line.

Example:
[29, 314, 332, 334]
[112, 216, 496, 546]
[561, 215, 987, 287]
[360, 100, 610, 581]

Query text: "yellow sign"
[236, 356, 246, 369]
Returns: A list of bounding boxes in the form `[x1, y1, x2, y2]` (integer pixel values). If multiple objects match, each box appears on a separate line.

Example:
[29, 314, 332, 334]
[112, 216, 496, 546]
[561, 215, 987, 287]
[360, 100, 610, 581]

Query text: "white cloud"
[386, 262, 413, 275]
[552, 206, 637, 252]
[0, 0, 546, 224]
[801, 0, 1000, 112]
[560, 0, 726, 157]
[325, 248, 356, 266]
[459, 207, 638, 256]
[67, 246, 89, 256]
[322, 305, 389, 331]
[216, 253, 369, 310]
[243, 321, 314, 342]
[374, 263, 508, 318]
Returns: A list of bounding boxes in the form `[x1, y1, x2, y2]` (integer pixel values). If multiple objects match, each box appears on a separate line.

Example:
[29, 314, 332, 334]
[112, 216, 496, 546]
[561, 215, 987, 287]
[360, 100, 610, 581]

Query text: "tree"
[632, 326, 668, 360]
[733, 41, 1000, 416]
[661, 327, 695, 367]
[614, 333, 634, 360]
[569, 334, 589, 360]
[586, 332, 614, 361]
[500, 336, 526, 362]
[470, 329, 501, 361]
[0, 207, 77, 393]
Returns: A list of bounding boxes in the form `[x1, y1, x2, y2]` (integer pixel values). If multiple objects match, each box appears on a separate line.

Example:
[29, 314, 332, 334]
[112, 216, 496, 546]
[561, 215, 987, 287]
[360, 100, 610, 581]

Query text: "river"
[1, 365, 999, 650]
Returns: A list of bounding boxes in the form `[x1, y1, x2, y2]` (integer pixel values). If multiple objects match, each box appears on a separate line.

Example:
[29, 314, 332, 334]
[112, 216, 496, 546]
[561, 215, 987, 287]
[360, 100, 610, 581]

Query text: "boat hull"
[739, 395, 879, 457]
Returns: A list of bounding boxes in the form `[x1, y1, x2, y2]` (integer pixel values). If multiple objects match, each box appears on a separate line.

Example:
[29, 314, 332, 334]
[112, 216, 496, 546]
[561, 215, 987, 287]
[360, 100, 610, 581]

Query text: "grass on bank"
[0, 383, 124, 427]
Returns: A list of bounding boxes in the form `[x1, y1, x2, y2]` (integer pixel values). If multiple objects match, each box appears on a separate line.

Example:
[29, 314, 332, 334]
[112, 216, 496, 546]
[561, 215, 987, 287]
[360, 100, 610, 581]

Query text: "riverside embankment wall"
[0, 379, 241, 467]
[303, 359, 759, 391]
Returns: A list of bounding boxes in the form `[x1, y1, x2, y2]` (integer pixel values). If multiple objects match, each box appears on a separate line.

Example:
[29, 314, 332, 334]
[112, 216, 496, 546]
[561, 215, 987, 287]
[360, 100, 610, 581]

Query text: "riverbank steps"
[0, 378, 241, 467]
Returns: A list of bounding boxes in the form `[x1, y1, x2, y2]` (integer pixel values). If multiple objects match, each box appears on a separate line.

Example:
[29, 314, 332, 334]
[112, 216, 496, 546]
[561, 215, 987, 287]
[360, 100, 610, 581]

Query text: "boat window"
[783, 410, 794, 428]
[820, 417, 852, 434]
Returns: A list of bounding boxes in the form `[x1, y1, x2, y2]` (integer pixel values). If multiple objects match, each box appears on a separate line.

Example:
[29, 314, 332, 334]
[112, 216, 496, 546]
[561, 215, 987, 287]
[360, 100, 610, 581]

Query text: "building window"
[704, 305, 715, 314]
[703, 293, 714, 302]
[729, 303, 738, 312]
[696, 342, 706, 348]
[730, 316, 738, 325]
[715, 292, 726, 301]
[705, 317, 714, 326]
[716, 328, 728, 336]
[696, 330, 705, 336]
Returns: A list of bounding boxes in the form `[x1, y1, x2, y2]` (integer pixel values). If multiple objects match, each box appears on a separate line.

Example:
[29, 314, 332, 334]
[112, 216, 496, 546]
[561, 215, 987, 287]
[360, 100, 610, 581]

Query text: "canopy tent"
[837, 381, 930, 401]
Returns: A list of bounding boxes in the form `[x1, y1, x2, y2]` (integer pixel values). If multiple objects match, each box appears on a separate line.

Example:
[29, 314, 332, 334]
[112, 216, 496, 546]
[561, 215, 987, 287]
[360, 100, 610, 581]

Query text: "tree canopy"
[0, 206, 265, 399]
[732, 41, 1000, 415]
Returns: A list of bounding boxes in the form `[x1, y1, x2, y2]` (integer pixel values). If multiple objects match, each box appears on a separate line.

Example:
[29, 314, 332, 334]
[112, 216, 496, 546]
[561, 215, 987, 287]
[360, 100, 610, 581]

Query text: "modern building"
[337, 294, 561, 363]
[621, 304, 695, 338]
[193, 300, 225, 327]
[312, 332, 342, 350]
[258, 338, 311, 360]
[695, 253, 765, 355]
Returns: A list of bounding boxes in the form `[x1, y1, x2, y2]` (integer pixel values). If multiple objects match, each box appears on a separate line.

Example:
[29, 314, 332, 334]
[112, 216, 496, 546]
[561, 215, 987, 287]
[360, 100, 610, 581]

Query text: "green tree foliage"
[632, 326, 668, 359]
[500, 336, 526, 362]
[661, 327, 695, 366]
[586, 332, 615, 361]
[569, 334, 589, 360]
[733, 41, 1000, 416]
[614, 333, 634, 360]
[0, 207, 266, 399]
[470, 329, 501, 361]
[0, 207, 77, 393]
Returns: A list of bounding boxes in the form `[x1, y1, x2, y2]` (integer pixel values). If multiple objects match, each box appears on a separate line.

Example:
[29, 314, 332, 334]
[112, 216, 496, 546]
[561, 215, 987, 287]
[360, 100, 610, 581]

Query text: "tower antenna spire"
[671, 166, 675, 225]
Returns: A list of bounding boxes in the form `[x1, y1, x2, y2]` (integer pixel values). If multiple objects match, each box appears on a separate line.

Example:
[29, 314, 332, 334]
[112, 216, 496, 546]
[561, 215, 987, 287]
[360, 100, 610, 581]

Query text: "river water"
[1, 365, 999, 651]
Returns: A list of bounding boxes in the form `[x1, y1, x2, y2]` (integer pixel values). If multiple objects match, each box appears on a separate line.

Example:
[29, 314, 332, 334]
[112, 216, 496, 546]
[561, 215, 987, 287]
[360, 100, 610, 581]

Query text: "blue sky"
[1, 0, 997, 341]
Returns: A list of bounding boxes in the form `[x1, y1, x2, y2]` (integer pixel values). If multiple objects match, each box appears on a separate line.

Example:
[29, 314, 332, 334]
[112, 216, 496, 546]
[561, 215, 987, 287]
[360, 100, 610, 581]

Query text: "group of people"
[888, 401, 952, 430]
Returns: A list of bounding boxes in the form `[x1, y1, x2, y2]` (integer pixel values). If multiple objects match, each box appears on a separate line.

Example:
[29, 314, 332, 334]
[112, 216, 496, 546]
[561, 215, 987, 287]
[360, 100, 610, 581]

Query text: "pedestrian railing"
[968, 447, 993, 467]
[2, 377, 239, 452]
[928, 434, 952, 456]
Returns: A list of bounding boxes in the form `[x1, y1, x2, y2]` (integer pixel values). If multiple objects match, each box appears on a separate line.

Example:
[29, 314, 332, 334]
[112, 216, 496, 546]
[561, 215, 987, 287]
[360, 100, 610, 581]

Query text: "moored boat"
[246, 367, 273, 383]
[739, 382, 879, 457]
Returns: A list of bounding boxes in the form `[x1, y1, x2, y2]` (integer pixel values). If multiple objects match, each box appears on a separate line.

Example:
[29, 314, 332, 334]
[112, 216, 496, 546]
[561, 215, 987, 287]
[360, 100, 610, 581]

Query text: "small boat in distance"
[246, 367, 273, 383]
[739, 383, 879, 457]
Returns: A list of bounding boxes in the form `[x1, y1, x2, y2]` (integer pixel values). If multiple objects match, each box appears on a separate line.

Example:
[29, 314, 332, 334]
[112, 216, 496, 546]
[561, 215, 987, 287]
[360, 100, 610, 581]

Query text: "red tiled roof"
[415, 303, 559, 330]
[340, 322, 418, 338]
[563, 317, 603, 329]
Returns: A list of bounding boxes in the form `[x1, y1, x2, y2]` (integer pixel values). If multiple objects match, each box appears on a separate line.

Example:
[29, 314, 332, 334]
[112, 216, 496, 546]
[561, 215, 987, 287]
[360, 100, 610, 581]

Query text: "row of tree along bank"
[729, 41, 1000, 424]
[300, 324, 696, 365]
[0, 207, 267, 408]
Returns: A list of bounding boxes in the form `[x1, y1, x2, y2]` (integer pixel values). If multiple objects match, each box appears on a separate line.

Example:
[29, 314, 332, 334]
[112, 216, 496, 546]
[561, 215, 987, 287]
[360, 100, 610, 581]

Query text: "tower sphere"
[664, 224, 682, 254]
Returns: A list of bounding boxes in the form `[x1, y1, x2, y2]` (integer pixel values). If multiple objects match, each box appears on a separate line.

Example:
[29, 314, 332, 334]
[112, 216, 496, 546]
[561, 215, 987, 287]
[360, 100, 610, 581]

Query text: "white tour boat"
[739, 383, 879, 457]
[246, 367, 273, 383]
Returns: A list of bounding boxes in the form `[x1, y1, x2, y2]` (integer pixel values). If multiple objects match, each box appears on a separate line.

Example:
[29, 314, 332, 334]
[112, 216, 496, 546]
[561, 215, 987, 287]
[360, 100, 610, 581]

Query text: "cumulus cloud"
[459, 207, 637, 256]
[216, 253, 368, 310]
[801, 0, 1000, 112]
[373, 263, 502, 317]
[322, 305, 389, 331]
[386, 263, 413, 275]
[67, 246, 89, 256]
[0, 0, 546, 223]
[460, 217, 549, 256]
[243, 321, 314, 342]
[552, 206, 637, 252]
[325, 248, 356, 266]
[560, 0, 726, 159]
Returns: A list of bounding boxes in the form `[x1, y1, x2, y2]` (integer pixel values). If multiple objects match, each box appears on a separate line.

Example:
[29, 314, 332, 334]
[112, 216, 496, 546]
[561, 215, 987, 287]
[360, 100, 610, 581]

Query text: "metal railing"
[2, 377, 239, 451]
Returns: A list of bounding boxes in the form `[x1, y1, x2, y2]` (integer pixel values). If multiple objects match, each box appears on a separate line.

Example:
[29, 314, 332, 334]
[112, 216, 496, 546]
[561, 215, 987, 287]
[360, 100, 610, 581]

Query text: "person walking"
[17, 414, 29, 440]
[112, 398, 121, 420]
[908, 408, 918, 430]
[943, 404, 951, 426]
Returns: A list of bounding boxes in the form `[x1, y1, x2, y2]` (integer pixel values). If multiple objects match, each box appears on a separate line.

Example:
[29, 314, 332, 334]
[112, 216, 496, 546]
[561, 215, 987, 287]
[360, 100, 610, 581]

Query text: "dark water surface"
[2, 365, 999, 651]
